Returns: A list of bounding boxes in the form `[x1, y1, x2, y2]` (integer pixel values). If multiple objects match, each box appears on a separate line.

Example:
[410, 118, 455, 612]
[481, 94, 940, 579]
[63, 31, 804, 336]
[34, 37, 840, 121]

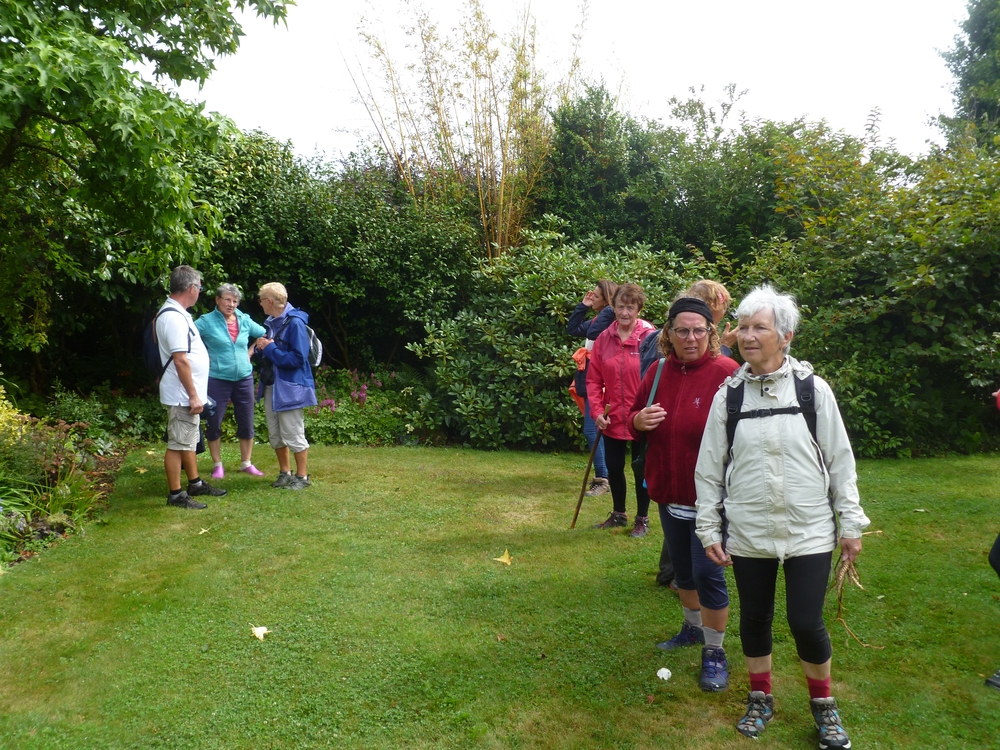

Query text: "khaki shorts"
[166, 405, 200, 452]
[264, 386, 309, 453]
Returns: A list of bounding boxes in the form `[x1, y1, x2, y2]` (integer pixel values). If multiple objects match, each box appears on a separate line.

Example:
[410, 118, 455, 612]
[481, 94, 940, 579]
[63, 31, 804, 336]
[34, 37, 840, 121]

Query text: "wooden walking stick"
[571, 405, 610, 529]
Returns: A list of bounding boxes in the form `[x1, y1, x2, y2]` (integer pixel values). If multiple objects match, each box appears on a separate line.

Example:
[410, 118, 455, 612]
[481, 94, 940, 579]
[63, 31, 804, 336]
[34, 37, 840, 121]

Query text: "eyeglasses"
[670, 327, 710, 340]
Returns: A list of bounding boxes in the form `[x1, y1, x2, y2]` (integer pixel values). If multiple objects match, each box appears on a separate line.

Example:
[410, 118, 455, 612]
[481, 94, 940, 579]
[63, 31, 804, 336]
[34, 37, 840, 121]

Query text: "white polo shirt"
[156, 298, 210, 406]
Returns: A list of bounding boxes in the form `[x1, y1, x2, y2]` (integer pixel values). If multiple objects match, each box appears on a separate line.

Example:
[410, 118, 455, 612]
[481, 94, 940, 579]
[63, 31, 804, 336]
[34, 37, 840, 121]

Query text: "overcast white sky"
[176, 0, 970, 159]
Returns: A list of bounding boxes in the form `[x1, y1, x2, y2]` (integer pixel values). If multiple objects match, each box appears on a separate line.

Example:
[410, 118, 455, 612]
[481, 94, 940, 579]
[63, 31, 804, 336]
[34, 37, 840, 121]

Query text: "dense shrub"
[733, 126, 1000, 457]
[407, 222, 705, 449]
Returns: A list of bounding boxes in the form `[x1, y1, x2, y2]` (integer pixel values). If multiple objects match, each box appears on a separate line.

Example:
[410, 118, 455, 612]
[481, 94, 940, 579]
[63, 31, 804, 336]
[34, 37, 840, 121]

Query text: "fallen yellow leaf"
[250, 624, 270, 641]
[135, 467, 147, 474]
[493, 549, 513, 566]
[198, 528, 211, 535]
[145, 450, 156, 456]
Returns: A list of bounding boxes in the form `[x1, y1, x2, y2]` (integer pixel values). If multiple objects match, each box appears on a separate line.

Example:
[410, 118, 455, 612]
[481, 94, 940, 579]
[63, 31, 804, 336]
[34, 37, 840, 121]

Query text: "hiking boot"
[584, 477, 610, 497]
[239, 464, 265, 477]
[188, 479, 227, 497]
[285, 474, 312, 490]
[810, 697, 852, 750]
[699, 646, 729, 692]
[593, 511, 628, 529]
[166, 491, 207, 510]
[629, 515, 650, 537]
[986, 668, 1000, 690]
[211, 465, 224, 480]
[656, 620, 704, 651]
[271, 471, 293, 488]
[736, 690, 774, 738]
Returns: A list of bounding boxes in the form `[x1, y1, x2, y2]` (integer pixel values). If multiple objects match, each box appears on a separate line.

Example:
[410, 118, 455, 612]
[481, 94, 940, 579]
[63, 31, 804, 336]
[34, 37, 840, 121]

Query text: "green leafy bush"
[303, 367, 415, 446]
[407, 222, 702, 449]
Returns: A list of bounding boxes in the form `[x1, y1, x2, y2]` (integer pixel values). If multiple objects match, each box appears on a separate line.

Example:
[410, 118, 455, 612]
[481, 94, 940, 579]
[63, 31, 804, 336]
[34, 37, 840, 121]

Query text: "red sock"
[749, 670, 772, 695]
[807, 676, 831, 699]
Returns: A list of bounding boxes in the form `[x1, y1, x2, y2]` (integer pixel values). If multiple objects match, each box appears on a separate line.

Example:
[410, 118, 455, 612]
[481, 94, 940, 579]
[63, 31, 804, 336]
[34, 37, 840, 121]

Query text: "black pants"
[731, 552, 833, 665]
[602, 436, 650, 517]
[991, 532, 1000, 579]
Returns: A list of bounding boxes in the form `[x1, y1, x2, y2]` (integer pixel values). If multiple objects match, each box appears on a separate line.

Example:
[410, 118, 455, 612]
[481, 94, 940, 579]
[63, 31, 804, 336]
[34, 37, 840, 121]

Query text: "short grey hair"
[216, 283, 242, 302]
[736, 284, 799, 353]
[169, 265, 201, 294]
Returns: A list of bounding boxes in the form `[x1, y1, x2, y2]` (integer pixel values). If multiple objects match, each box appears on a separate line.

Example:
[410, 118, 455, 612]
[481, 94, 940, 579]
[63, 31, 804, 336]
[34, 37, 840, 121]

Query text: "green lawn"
[0, 447, 998, 748]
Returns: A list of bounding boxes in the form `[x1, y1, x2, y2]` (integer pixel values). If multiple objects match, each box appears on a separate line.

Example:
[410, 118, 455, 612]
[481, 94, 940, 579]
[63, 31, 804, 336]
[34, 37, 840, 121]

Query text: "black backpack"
[143, 307, 192, 381]
[725, 373, 818, 455]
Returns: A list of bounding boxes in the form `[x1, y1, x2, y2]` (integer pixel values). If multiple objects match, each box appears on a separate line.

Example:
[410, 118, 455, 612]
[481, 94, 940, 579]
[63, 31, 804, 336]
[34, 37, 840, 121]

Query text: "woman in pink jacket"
[586, 283, 656, 536]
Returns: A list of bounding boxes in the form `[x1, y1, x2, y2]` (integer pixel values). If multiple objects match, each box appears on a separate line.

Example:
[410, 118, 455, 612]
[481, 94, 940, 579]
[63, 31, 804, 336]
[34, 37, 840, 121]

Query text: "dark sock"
[749, 670, 772, 695]
[188, 477, 203, 486]
[168, 488, 184, 497]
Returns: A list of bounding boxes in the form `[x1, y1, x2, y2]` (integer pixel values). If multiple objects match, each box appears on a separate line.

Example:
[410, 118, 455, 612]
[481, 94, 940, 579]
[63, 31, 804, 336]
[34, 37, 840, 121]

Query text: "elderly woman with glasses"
[195, 282, 268, 478]
[695, 284, 869, 750]
[630, 297, 739, 693]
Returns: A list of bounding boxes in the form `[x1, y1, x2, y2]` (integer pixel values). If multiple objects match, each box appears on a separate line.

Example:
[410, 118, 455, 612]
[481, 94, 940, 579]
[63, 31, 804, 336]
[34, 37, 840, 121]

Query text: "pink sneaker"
[211, 465, 225, 480]
[239, 464, 265, 477]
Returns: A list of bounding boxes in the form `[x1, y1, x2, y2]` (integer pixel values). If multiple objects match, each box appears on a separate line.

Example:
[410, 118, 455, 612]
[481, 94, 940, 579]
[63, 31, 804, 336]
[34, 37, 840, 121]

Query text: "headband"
[667, 297, 714, 326]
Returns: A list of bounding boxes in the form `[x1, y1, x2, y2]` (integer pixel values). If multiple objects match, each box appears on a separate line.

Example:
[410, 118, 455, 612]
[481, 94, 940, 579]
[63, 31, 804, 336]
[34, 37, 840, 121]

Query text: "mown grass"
[0, 447, 998, 749]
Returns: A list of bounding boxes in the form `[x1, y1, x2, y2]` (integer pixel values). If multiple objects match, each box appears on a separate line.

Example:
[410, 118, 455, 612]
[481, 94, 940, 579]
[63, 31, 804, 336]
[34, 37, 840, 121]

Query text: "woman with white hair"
[694, 284, 869, 750]
[195, 282, 268, 478]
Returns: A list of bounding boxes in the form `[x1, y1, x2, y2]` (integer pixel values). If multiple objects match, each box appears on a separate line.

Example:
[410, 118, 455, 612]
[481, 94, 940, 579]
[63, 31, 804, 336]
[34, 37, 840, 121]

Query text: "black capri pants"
[601, 436, 650, 517]
[731, 551, 833, 665]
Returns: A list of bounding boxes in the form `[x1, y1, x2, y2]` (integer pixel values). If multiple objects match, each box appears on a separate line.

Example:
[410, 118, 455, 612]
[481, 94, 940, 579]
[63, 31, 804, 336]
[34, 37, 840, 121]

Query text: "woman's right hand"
[705, 543, 732, 567]
[595, 413, 611, 431]
[633, 404, 666, 431]
[583, 290, 598, 308]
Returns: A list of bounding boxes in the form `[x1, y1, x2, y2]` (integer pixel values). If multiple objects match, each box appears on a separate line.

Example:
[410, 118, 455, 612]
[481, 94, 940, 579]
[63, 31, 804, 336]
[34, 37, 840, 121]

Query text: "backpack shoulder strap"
[725, 380, 745, 456]
[153, 306, 190, 378]
[647, 358, 666, 408]
[793, 373, 818, 446]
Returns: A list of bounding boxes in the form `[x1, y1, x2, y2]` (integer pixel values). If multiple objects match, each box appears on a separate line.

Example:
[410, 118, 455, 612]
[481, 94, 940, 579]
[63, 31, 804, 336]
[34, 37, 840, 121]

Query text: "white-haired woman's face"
[737, 309, 793, 375]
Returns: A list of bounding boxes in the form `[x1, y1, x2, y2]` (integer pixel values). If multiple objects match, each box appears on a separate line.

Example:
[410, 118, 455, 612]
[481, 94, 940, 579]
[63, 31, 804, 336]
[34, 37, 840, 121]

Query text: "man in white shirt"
[156, 265, 227, 509]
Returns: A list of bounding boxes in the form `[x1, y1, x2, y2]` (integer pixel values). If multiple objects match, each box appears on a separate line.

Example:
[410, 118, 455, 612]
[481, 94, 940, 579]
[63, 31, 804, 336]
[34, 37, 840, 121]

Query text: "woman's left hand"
[839, 536, 862, 563]
[705, 543, 732, 567]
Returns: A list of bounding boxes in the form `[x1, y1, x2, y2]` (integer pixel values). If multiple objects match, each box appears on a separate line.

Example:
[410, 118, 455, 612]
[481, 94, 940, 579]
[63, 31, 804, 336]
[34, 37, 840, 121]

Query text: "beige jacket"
[695, 356, 870, 561]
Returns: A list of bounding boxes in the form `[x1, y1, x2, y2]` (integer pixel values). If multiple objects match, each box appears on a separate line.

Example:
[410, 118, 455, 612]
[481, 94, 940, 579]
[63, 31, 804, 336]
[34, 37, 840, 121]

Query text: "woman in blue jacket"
[195, 283, 268, 479]
[566, 280, 617, 497]
[255, 282, 318, 491]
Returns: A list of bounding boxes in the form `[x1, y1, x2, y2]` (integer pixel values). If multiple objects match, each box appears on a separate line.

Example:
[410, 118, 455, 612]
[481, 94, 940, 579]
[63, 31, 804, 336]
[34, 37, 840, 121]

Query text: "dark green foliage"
[0, 1, 290, 363]
[537, 85, 658, 245]
[941, 0, 1000, 142]
[735, 124, 1000, 456]
[197, 134, 479, 370]
[408, 221, 700, 449]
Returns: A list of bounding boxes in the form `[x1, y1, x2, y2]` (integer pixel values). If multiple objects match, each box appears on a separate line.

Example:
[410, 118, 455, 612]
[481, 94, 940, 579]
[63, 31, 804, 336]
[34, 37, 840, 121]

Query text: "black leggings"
[731, 552, 833, 665]
[602, 436, 650, 517]
[990, 532, 1000, 579]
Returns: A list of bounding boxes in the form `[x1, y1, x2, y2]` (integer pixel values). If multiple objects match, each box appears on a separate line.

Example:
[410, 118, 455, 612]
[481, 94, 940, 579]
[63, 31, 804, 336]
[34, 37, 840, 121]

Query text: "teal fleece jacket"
[195, 308, 267, 382]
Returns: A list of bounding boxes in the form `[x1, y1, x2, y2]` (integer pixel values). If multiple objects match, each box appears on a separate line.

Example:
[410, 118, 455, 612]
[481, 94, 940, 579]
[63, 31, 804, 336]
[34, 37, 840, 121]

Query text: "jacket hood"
[607, 318, 654, 345]
[728, 354, 813, 387]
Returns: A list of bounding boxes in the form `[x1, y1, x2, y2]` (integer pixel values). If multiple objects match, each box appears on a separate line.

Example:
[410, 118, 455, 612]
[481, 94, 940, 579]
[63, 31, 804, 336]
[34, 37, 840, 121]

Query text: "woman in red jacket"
[586, 283, 656, 536]
[630, 297, 739, 692]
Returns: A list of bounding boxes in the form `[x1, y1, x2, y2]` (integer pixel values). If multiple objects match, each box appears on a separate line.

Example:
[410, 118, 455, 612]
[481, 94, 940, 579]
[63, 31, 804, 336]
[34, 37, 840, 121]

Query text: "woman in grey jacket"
[695, 285, 869, 750]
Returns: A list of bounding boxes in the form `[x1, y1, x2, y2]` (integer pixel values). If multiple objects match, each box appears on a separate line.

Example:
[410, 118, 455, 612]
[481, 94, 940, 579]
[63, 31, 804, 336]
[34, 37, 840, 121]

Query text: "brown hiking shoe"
[629, 515, 650, 537]
[584, 477, 610, 497]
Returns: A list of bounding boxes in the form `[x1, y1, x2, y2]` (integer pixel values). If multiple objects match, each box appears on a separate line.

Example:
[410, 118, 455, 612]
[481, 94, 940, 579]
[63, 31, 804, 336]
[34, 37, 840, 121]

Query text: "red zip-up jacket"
[586, 319, 655, 441]
[628, 349, 739, 506]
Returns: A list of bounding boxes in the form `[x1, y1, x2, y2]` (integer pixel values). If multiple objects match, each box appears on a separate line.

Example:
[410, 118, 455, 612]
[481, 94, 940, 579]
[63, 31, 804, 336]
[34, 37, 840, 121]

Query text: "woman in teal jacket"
[195, 283, 268, 479]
